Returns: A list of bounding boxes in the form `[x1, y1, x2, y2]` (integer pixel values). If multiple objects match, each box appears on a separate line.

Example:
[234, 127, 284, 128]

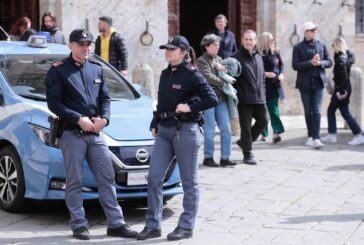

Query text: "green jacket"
[196, 52, 226, 100]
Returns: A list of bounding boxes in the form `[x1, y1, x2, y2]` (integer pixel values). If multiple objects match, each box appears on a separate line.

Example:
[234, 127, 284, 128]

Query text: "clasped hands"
[78, 116, 107, 134]
[311, 54, 321, 66]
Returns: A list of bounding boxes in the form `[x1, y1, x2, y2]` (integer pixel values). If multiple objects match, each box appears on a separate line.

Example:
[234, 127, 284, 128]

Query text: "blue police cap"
[69, 28, 93, 43]
[159, 35, 190, 51]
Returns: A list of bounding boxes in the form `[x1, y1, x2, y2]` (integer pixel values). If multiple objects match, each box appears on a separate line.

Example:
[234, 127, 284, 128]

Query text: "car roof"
[0, 41, 70, 55]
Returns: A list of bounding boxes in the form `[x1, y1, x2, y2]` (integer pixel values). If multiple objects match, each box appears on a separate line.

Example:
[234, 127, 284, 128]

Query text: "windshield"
[0, 53, 137, 101]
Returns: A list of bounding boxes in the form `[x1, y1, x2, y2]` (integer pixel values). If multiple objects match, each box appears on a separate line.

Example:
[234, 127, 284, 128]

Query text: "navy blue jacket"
[209, 29, 237, 59]
[151, 61, 217, 128]
[231, 47, 266, 105]
[292, 39, 332, 90]
[45, 55, 110, 127]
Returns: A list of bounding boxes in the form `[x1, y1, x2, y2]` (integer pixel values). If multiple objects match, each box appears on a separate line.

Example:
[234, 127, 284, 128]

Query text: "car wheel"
[0, 146, 27, 213]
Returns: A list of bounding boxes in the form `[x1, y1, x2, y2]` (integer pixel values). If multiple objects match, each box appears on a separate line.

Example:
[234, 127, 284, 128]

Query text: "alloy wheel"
[0, 155, 18, 204]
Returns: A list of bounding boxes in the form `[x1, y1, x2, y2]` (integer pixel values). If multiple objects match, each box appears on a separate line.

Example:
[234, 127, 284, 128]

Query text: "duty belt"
[157, 111, 178, 120]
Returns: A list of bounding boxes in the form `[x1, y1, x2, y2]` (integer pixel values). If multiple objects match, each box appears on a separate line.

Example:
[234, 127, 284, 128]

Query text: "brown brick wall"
[168, 0, 180, 38]
[240, 0, 257, 32]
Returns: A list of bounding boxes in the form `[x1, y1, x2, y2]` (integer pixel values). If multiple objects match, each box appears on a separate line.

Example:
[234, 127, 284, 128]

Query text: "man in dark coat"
[95, 16, 128, 76]
[292, 21, 332, 149]
[209, 14, 237, 59]
[231, 30, 268, 165]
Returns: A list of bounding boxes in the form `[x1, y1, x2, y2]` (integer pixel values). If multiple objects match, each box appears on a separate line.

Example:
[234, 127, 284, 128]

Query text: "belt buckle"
[161, 112, 167, 119]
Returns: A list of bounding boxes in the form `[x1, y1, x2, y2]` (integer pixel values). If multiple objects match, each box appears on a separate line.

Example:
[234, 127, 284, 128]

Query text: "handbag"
[325, 77, 335, 95]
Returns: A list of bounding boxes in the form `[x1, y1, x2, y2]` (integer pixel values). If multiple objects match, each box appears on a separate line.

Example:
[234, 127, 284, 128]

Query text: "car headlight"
[29, 123, 59, 148]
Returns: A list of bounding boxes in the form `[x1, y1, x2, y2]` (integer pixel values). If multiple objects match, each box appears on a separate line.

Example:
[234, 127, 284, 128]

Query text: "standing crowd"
[8, 11, 364, 242]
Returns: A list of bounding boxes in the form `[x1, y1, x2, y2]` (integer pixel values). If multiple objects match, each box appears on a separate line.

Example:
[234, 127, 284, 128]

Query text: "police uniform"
[45, 29, 137, 240]
[138, 36, 217, 241]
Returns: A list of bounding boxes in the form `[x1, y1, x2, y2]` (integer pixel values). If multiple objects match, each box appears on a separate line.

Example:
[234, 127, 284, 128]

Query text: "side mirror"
[0, 89, 4, 106]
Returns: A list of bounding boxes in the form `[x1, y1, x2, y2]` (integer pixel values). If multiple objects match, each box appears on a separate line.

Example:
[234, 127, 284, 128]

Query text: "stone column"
[132, 64, 155, 99]
[350, 67, 364, 129]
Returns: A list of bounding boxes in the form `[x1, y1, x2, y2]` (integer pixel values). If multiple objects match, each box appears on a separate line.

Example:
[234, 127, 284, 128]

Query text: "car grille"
[112, 155, 177, 187]
[109, 145, 153, 166]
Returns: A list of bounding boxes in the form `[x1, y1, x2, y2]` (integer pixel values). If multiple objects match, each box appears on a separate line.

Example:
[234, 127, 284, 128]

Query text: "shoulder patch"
[52, 61, 64, 67]
[185, 63, 197, 72]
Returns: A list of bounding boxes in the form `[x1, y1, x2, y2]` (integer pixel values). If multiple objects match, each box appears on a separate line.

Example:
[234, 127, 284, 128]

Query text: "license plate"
[127, 171, 148, 186]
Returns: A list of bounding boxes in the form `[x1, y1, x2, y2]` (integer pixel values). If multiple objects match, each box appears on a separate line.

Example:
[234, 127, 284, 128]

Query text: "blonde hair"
[331, 37, 348, 53]
[257, 32, 273, 56]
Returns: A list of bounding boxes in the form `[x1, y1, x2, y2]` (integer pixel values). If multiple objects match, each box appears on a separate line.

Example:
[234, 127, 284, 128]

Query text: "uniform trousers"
[145, 122, 202, 230]
[60, 130, 125, 230]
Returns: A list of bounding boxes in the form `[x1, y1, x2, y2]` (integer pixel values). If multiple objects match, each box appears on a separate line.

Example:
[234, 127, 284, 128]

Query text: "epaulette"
[88, 60, 102, 66]
[184, 63, 197, 72]
[52, 61, 64, 67]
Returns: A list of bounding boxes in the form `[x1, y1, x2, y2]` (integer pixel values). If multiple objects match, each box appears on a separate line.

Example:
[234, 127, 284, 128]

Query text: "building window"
[357, 0, 364, 33]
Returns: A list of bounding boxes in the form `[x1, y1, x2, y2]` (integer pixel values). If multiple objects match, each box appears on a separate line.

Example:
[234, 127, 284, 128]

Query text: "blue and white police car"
[0, 36, 182, 212]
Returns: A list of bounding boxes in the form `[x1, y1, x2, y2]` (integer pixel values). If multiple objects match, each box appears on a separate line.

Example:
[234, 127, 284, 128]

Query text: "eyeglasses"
[307, 29, 317, 32]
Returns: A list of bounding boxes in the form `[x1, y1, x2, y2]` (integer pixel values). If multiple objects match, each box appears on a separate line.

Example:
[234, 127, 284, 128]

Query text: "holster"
[48, 116, 64, 146]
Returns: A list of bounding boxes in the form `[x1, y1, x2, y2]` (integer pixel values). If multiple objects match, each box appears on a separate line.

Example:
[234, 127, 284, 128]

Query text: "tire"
[0, 146, 27, 213]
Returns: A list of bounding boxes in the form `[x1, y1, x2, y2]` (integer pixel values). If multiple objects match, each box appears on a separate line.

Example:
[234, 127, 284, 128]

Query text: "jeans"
[327, 97, 362, 135]
[299, 87, 324, 139]
[203, 100, 231, 160]
[237, 104, 268, 156]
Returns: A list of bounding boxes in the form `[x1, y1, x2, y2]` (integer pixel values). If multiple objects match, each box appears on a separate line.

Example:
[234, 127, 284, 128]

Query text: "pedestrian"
[196, 34, 237, 167]
[40, 11, 66, 44]
[231, 29, 268, 165]
[45, 28, 138, 240]
[209, 14, 237, 59]
[257, 32, 285, 143]
[136, 35, 217, 241]
[9, 16, 35, 41]
[321, 37, 364, 145]
[292, 21, 332, 149]
[95, 16, 128, 76]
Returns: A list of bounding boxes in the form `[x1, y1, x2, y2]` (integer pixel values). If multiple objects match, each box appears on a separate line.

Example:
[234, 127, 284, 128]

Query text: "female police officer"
[136, 36, 217, 241]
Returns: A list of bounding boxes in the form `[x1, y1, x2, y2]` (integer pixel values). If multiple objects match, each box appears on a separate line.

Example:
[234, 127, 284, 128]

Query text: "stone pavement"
[1, 116, 364, 245]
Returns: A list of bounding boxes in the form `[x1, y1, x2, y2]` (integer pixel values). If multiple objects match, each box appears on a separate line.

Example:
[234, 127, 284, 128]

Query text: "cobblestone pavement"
[1, 116, 364, 245]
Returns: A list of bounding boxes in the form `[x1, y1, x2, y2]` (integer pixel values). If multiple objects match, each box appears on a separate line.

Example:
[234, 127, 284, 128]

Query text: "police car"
[0, 36, 182, 212]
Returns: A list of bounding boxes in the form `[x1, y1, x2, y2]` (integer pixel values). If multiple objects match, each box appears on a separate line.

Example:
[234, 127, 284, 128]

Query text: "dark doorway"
[0, 0, 39, 40]
[180, 0, 228, 57]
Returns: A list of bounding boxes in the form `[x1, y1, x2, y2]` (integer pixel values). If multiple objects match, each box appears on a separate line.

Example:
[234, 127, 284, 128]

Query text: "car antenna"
[0, 26, 10, 41]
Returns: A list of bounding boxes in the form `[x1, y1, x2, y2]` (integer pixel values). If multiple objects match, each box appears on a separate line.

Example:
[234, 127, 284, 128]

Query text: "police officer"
[45, 29, 138, 240]
[136, 36, 217, 241]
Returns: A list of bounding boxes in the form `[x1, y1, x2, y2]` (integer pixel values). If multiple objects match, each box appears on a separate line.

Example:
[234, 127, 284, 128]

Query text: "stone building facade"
[1, 0, 363, 116]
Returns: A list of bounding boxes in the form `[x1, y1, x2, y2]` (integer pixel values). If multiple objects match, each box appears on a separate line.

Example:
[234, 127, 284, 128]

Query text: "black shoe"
[236, 139, 243, 150]
[136, 227, 162, 240]
[220, 159, 237, 167]
[273, 135, 282, 143]
[107, 224, 138, 238]
[243, 156, 257, 165]
[167, 227, 193, 241]
[203, 158, 219, 167]
[72, 226, 90, 240]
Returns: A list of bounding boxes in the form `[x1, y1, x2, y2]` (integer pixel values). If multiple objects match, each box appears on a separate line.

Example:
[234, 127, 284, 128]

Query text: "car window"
[0, 53, 137, 101]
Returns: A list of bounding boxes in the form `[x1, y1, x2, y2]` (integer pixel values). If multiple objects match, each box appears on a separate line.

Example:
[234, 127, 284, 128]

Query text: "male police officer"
[45, 29, 138, 240]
